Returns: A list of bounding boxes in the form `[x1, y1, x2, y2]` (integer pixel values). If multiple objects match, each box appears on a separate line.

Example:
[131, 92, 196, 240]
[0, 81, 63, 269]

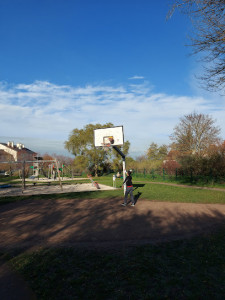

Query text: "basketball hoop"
[93, 126, 126, 194]
[101, 143, 111, 151]
[94, 126, 124, 148]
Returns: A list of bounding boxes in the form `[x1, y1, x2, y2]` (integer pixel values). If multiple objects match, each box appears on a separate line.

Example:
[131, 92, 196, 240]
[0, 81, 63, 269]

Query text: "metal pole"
[112, 146, 126, 195]
[123, 158, 126, 195]
[22, 160, 26, 190]
[55, 159, 63, 191]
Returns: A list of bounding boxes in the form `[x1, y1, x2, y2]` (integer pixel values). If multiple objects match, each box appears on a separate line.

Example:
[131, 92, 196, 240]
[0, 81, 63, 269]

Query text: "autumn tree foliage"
[163, 149, 181, 176]
[168, 140, 225, 180]
[170, 112, 221, 155]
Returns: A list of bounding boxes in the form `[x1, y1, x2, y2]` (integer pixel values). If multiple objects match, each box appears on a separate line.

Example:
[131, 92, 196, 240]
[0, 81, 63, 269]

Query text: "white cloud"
[0, 80, 225, 157]
[128, 76, 145, 80]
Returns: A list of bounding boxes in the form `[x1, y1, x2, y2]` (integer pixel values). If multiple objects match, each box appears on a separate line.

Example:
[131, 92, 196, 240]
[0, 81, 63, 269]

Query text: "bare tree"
[168, 0, 225, 92]
[170, 112, 221, 155]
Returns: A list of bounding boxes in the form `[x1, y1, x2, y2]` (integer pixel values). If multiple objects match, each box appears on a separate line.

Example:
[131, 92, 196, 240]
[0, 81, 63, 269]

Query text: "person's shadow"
[134, 191, 142, 204]
[133, 183, 145, 204]
[132, 184, 145, 204]
[124, 184, 144, 205]
[133, 183, 145, 191]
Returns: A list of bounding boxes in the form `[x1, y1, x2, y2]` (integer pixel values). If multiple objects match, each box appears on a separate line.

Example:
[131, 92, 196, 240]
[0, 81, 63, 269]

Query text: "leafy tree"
[125, 156, 136, 170]
[73, 155, 89, 173]
[131, 155, 148, 172]
[65, 123, 130, 176]
[147, 142, 158, 160]
[136, 154, 148, 162]
[163, 160, 181, 176]
[204, 140, 225, 177]
[147, 143, 168, 161]
[169, 0, 225, 91]
[170, 112, 221, 155]
[65, 123, 114, 176]
[166, 149, 181, 161]
[178, 149, 225, 180]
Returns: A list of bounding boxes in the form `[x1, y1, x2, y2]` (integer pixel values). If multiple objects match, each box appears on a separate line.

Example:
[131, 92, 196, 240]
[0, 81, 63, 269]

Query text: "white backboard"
[94, 126, 124, 147]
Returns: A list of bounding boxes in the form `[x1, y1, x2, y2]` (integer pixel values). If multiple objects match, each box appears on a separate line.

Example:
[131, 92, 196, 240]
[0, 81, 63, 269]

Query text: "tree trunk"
[95, 164, 98, 177]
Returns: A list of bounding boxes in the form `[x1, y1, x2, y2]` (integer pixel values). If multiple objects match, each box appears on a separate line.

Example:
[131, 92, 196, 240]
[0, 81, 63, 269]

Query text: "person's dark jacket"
[123, 175, 133, 187]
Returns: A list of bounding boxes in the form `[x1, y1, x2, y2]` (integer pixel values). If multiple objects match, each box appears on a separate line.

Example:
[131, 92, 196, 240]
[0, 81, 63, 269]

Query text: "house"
[0, 141, 37, 162]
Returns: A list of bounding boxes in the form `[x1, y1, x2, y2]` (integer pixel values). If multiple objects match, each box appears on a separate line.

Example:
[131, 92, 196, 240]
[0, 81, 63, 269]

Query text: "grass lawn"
[96, 176, 225, 204]
[1, 227, 224, 300]
[1, 176, 225, 206]
[0, 176, 225, 299]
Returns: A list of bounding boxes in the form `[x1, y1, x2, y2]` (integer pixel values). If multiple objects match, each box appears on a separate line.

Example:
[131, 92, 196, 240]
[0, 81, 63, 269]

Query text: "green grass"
[96, 177, 225, 204]
[2, 227, 224, 300]
[132, 173, 225, 189]
[139, 183, 225, 204]
[1, 176, 225, 206]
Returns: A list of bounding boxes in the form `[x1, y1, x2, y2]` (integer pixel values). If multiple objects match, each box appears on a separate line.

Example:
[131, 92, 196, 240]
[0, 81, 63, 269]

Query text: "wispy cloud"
[128, 75, 145, 80]
[0, 80, 224, 157]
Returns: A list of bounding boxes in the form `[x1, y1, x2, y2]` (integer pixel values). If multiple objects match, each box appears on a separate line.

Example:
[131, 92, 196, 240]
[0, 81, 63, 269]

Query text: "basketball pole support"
[112, 146, 126, 195]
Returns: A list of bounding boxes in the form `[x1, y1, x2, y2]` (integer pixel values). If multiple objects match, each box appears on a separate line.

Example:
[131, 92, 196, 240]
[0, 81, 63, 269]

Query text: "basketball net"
[101, 143, 111, 151]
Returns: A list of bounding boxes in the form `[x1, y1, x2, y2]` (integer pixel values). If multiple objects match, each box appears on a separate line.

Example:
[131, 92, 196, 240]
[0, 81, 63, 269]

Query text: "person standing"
[121, 170, 135, 206]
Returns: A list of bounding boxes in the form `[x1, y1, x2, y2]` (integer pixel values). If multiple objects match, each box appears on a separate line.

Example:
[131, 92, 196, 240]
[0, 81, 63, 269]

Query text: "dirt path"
[0, 196, 225, 250]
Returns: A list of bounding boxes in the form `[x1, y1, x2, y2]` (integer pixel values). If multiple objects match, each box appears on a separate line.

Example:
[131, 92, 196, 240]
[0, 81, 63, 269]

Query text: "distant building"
[0, 141, 37, 162]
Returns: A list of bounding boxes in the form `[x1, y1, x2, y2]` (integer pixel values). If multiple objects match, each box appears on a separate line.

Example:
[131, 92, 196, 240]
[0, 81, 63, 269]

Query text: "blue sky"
[0, 0, 224, 158]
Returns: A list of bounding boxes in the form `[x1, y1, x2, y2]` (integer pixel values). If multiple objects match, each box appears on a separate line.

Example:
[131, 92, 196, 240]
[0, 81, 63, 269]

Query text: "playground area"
[0, 180, 116, 197]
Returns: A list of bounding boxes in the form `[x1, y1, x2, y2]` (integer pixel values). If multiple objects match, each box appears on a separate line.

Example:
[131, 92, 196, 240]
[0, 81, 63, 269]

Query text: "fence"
[132, 168, 225, 184]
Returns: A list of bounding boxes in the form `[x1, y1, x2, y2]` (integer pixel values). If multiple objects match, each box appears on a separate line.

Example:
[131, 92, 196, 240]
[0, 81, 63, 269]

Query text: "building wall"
[0, 143, 18, 161]
[0, 142, 37, 162]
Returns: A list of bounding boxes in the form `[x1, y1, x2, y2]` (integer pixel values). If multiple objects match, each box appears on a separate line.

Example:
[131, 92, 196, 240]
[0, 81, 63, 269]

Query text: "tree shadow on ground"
[0, 196, 225, 253]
